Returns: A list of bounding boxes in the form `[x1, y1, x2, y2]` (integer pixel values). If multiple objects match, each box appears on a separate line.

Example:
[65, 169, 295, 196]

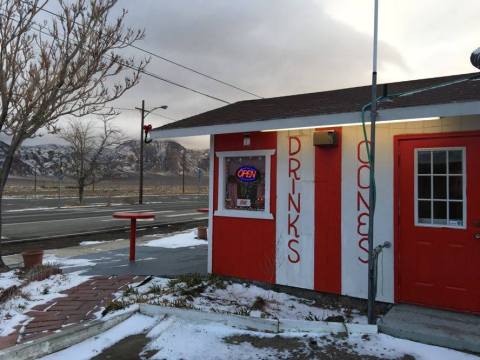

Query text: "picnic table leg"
[130, 218, 136, 262]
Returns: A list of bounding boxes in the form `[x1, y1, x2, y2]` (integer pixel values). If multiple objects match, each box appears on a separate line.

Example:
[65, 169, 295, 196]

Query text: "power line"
[128, 43, 263, 99]
[25, 1, 263, 99]
[114, 107, 177, 122]
[0, 11, 232, 105]
[119, 60, 231, 104]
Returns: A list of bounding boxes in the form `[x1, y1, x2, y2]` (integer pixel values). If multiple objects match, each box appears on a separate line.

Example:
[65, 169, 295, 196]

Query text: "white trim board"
[151, 101, 480, 139]
[207, 135, 214, 273]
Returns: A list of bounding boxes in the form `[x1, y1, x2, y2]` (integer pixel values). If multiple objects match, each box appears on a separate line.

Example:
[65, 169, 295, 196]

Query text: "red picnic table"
[113, 212, 155, 262]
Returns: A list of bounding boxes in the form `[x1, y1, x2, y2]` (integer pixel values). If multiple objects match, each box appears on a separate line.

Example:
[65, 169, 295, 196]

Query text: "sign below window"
[236, 166, 258, 182]
[236, 198, 251, 207]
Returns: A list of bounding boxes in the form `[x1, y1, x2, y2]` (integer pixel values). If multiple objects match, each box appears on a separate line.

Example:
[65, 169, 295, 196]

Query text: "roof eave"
[151, 100, 480, 139]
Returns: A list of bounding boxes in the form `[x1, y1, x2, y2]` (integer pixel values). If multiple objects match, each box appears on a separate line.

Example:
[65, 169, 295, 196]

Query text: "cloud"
[120, 0, 406, 96]
[93, 0, 406, 148]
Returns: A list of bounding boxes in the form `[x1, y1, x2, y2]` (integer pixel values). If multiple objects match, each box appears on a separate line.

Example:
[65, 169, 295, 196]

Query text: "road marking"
[4, 215, 114, 225]
[165, 212, 203, 218]
[4, 207, 136, 218]
[5, 210, 180, 225]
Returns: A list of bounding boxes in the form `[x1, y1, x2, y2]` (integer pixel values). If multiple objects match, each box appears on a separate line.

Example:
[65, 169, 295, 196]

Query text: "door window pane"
[448, 150, 462, 174]
[418, 151, 431, 174]
[418, 176, 431, 199]
[418, 200, 431, 223]
[433, 176, 447, 199]
[449, 202, 463, 225]
[449, 176, 463, 200]
[433, 151, 446, 174]
[415, 148, 465, 228]
[433, 201, 447, 224]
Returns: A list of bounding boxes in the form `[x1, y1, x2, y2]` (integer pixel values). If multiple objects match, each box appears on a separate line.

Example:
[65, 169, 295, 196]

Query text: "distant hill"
[3, 140, 209, 178]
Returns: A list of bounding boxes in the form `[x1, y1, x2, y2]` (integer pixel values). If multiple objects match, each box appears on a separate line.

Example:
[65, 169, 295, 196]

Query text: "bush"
[167, 273, 203, 289]
[146, 284, 163, 295]
[24, 263, 62, 282]
[102, 299, 129, 316]
[207, 274, 227, 289]
[251, 296, 267, 311]
[123, 286, 139, 296]
[0, 285, 21, 304]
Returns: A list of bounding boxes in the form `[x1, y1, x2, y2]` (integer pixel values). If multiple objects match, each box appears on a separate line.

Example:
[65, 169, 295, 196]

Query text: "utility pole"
[31, 151, 37, 197]
[136, 101, 168, 205]
[34, 166, 37, 197]
[367, 0, 379, 325]
[57, 158, 63, 209]
[197, 168, 201, 194]
[182, 150, 186, 194]
[139, 99, 146, 205]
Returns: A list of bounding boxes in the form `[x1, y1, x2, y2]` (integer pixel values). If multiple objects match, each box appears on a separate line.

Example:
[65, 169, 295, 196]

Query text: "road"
[2, 194, 208, 241]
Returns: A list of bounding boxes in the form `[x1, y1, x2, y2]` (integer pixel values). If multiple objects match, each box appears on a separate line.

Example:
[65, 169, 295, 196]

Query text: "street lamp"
[136, 100, 168, 205]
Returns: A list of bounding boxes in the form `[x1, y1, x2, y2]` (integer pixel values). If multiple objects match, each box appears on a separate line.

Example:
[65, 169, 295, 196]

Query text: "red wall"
[212, 132, 277, 283]
[314, 128, 342, 294]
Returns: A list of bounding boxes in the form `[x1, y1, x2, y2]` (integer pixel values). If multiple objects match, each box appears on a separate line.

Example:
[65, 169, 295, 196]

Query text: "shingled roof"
[153, 72, 480, 137]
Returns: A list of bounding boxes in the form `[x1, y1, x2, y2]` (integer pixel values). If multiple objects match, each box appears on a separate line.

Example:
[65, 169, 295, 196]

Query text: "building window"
[224, 156, 265, 211]
[215, 149, 275, 220]
[415, 148, 466, 228]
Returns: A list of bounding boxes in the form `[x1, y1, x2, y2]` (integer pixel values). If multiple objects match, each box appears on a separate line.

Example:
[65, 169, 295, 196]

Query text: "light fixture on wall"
[313, 130, 338, 146]
[243, 134, 251, 146]
[471, 47, 480, 70]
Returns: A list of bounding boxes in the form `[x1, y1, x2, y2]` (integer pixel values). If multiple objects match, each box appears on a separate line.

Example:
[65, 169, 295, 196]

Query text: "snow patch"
[0, 270, 22, 289]
[40, 314, 157, 360]
[123, 277, 365, 324]
[79, 241, 107, 246]
[44, 254, 97, 269]
[143, 230, 207, 249]
[349, 332, 478, 360]
[145, 318, 277, 360]
[142, 317, 478, 360]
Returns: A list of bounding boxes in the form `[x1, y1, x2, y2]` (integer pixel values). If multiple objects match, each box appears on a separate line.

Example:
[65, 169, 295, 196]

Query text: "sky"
[25, 0, 480, 149]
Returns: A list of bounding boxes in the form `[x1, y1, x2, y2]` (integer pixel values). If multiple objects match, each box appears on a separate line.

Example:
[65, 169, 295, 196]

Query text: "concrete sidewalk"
[378, 304, 480, 354]
[67, 245, 208, 276]
[4, 230, 207, 277]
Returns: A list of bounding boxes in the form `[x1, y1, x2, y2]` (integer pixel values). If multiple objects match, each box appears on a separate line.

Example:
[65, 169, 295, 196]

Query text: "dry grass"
[0, 285, 21, 304]
[5, 177, 208, 198]
[23, 263, 62, 282]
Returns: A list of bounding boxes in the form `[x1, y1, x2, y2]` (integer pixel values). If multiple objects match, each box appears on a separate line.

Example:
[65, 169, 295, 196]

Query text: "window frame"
[215, 149, 275, 220]
[414, 147, 467, 229]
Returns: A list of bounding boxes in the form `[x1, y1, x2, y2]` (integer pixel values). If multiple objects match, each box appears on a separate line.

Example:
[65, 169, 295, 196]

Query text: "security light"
[471, 48, 480, 70]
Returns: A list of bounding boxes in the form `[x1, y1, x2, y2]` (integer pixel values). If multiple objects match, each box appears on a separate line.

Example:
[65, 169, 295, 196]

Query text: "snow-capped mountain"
[5, 140, 209, 178]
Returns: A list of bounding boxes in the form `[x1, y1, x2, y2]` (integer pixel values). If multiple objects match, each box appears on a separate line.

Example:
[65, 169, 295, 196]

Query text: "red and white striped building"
[152, 73, 480, 314]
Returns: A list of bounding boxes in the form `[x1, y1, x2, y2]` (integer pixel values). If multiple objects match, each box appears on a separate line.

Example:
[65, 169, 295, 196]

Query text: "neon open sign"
[236, 166, 258, 182]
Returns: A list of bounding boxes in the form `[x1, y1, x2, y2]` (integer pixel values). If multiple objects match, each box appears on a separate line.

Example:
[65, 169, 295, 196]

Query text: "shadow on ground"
[65, 245, 207, 276]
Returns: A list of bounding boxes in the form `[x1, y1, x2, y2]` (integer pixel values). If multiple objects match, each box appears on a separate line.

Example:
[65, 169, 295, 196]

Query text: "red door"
[396, 132, 480, 313]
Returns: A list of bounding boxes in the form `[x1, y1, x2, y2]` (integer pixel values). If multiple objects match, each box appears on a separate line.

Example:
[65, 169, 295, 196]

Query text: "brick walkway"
[0, 275, 143, 350]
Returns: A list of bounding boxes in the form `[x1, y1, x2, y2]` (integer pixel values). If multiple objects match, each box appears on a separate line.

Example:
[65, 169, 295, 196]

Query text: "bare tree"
[0, 0, 148, 269]
[60, 118, 123, 204]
